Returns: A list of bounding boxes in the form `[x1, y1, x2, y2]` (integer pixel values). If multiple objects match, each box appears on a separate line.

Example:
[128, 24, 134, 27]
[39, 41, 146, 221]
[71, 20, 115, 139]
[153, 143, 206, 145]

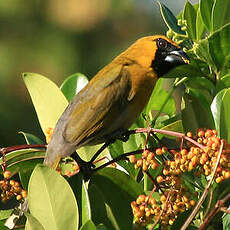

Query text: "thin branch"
[181, 140, 224, 230]
[199, 192, 230, 230]
[0, 144, 46, 155]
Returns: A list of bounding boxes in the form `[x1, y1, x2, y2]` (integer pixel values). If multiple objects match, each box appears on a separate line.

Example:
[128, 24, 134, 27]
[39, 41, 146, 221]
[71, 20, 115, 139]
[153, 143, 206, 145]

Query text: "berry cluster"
[0, 170, 27, 202]
[131, 189, 196, 227]
[130, 129, 230, 227]
[128, 147, 167, 172]
[163, 129, 230, 183]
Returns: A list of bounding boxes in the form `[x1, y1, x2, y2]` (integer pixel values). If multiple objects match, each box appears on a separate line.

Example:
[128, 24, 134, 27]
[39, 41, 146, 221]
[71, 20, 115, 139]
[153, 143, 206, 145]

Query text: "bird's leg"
[89, 129, 130, 164]
[70, 153, 94, 180]
[71, 129, 131, 180]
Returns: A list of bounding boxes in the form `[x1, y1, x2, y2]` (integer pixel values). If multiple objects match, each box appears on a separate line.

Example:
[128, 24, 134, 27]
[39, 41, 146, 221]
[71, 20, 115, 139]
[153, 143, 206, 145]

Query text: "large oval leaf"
[183, 1, 197, 39]
[28, 165, 79, 230]
[211, 88, 230, 142]
[200, 0, 214, 31]
[158, 2, 185, 35]
[23, 73, 68, 135]
[60, 73, 88, 102]
[89, 168, 143, 230]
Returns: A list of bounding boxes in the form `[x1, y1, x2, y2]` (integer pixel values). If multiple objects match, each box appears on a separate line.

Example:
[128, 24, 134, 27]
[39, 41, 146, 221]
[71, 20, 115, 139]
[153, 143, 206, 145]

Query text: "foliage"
[1, 0, 230, 229]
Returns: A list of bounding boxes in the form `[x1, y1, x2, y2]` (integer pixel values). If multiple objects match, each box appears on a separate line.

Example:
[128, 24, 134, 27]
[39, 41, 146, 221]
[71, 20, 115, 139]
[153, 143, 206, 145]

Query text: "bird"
[43, 35, 189, 172]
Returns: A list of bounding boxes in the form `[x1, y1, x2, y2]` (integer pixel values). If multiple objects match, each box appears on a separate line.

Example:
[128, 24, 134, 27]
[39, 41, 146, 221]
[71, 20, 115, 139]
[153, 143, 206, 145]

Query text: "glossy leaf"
[216, 74, 230, 92]
[182, 91, 214, 133]
[146, 79, 176, 118]
[19, 132, 44, 145]
[68, 174, 91, 227]
[200, 0, 214, 31]
[89, 168, 143, 230]
[196, 6, 206, 39]
[195, 23, 230, 73]
[211, 88, 230, 142]
[158, 2, 185, 35]
[108, 122, 145, 179]
[25, 213, 45, 230]
[97, 224, 108, 230]
[211, 0, 230, 31]
[80, 220, 97, 230]
[28, 165, 79, 230]
[183, 1, 197, 39]
[60, 73, 88, 102]
[0, 210, 13, 220]
[162, 64, 204, 79]
[0, 148, 45, 174]
[23, 72, 68, 135]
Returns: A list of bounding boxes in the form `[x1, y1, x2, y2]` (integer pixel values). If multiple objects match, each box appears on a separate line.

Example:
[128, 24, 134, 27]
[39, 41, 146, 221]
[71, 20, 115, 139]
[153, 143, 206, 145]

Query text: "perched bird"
[44, 35, 189, 170]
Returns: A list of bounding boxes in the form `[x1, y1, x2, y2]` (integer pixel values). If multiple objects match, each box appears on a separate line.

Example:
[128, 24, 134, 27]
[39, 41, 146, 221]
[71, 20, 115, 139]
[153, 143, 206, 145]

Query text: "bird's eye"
[157, 39, 167, 48]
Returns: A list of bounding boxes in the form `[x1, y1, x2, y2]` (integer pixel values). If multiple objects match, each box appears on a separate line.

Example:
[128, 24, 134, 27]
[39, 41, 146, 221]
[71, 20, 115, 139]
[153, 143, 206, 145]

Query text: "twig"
[92, 147, 158, 173]
[0, 144, 46, 155]
[181, 140, 224, 230]
[199, 192, 230, 230]
[150, 189, 173, 230]
[128, 128, 205, 149]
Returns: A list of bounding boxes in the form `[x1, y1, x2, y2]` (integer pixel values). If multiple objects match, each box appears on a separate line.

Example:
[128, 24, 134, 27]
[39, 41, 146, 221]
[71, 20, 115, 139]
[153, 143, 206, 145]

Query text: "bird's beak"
[165, 49, 190, 65]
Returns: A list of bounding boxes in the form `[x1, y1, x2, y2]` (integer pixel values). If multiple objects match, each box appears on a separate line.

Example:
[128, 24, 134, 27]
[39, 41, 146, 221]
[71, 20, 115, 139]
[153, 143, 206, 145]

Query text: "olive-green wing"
[63, 64, 131, 146]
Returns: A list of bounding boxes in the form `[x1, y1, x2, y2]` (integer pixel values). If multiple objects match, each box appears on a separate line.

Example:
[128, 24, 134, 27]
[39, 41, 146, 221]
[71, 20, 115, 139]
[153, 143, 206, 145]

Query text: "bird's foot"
[70, 152, 95, 181]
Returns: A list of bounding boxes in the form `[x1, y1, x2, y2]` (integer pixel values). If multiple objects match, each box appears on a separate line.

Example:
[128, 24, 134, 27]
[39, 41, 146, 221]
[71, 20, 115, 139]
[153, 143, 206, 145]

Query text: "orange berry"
[21, 190, 27, 198]
[155, 148, 163, 155]
[3, 171, 11, 179]
[16, 194, 22, 200]
[190, 200, 196, 206]
[142, 150, 149, 158]
[129, 155, 136, 163]
[216, 176, 223, 183]
[136, 159, 143, 168]
[187, 132, 193, 138]
[162, 147, 168, 153]
[151, 161, 158, 169]
[198, 130, 205, 137]
[147, 152, 155, 161]
[156, 175, 164, 183]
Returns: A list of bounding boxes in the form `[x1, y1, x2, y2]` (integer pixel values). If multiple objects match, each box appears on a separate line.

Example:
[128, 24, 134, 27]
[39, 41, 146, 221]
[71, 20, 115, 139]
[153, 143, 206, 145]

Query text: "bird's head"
[124, 35, 190, 77]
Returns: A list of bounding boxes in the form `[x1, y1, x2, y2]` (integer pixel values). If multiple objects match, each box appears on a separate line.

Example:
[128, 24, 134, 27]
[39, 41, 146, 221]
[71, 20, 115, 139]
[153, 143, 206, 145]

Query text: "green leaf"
[25, 213, 45, 230]
[0, 148, 45, 174]
[158, 2, 185, 35]
[89, 168, 143, 230]
[146, 79, 176, 118]
[23, 72, 68, 135]
[0, 210, 13, 220]
[200, 0, 215, 31]
[97, 224, 108, 230]
[109, 122, 145, 179]
[19, 132, 44, 145]
[0, 221, 8, 230]
[223, 211, 230, 230]
[162, 64, 205, 79]
[216, 74, 230, 92]
[211, 0, 230, 31]
[28, 165, 79, 230]
[60, 73, 88, 102]
[68, 174, 91, 227]
[182, 90, 214, 133]
[19, 168, 33, 190]
[211, 88, 230, 142]
[80, 220, 97, 230]
[183, 1, 197, 39]
[195, 23, 230, 73]
[184, 77, 215, 93]
[196, 6, 206, 40]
